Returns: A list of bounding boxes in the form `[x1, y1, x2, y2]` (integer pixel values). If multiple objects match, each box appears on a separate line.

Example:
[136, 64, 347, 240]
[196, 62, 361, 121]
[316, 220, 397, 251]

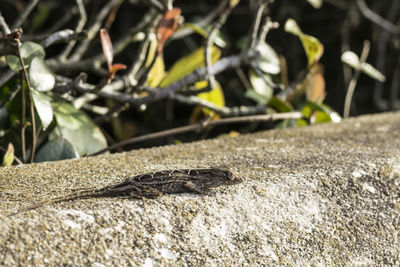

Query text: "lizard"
[13, 167, 242, 214]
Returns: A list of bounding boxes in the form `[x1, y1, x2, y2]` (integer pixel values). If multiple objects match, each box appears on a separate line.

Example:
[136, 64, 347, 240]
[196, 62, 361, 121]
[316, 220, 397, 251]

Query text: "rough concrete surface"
[0, 111, 399, 266]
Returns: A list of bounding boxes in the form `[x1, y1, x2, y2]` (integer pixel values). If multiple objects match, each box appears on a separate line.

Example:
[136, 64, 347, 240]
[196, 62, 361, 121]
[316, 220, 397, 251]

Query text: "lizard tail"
[10, 188, 102, 215]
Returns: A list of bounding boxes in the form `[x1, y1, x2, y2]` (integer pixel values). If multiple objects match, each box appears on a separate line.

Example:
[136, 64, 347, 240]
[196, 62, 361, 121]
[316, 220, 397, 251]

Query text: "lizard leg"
[128, 186, 161, 198]
[183, 181, 208, 194]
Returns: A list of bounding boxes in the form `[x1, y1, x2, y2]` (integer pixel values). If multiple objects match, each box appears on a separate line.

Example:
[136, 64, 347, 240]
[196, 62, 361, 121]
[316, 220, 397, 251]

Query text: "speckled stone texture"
[1, 111, 399, 266]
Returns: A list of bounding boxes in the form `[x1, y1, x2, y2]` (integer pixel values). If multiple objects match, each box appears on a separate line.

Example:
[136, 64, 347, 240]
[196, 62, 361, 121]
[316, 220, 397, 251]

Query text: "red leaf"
[108, 63, 127, 80]
[100, 28, 113, 71]
[155, 8, 181, 55]
[110, 63, 127, 71]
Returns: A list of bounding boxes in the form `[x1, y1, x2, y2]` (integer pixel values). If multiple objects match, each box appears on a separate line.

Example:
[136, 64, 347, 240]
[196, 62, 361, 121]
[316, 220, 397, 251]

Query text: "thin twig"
[15, 30, 37, 162]
[45, 7, 78, 34]
[128, 26, 154, 86]
[341, 7, 352, 91]
[58, 0, 87, 60]
[247, 1, 267, 50]
[0, 69, 17, 88]
[94, 103, 130, 124]
[20, 72, 26, 162]
[204, 0, 233, 91]
[40, 29, 87, 48]
[47, 13, 152, 74]
[172, 94, 266, 116]
[12, 0, 40, 29]
[0, 11, 11, 34]
[140, 0, 165, 12]
[354, 0, 400, 34]
[255, 17, 279, 48]
[373, 0, 400, 110]
[343, 40, 370, 118]
[89, 111, 302, 156]
[171, 0, 231, 41]
[250, 61, 283, 90]
[69, 0, 121, 62]
[72, 49, 259, 106]
[235, 67, 252, 91]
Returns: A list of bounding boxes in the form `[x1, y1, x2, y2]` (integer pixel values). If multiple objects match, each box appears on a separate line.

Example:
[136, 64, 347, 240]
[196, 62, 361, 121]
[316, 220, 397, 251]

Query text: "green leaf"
[160, 46, 221, 87]
[5, 41, 45, 71]
[284, 19, 324, 66]
[35, 137, 79, 162]
[4, 55, 22, 71]
[297, 119, 308, 126]
[247, 69, 273, 104]
[310, 110, 331, 124]
[301, 104, 313, 118]
[307, 0, 323, 9]
[341, 51, 386, 82]
[300, 100, 342, 125]
[2, 143, 14, 166]
[255, 42, 280, 74]
[180, 23, 227, 48]
[268, 97, 294, 112]
[52, 101, 107, 156]
[245, 90, 269, 104]
[29, 57, 55, 92]
[31, 89, 53, 130]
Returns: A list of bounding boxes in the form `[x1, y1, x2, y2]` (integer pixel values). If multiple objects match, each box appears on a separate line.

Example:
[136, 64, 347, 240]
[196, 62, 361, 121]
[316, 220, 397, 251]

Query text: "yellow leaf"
[145, 56, 166, 87]
[304, 64, 326, 104]
[197, 82, 225, 107]
[284, 18, 323, 66]
[145, 38, 158, 67]
[2, 143, 14, 166]
[189, 82, 225, 123]
[160, 46, 221, 87]
[299, 34, 324, 66]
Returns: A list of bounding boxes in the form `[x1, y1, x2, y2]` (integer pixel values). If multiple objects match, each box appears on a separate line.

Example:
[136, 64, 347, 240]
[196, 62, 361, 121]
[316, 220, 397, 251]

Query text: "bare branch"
[41, 29, 87, 48]
[12, 0, 40, 30]
[343, 40, 370, 118]
[69, 0, 121, 62]
[47, 10, 154, 74]
[140, 0, 165, 13]
[255, 17, 279, 48]
[204, 0, 233, 91]
[172, 94, 266, 117]
[172, 1, 233, 41]
[354, 0, 400, 34]
[71, 49, 259, 106]
[89, 111, 302, 156]
[0, 11, 11, 34]
[247, 1, 267, 50]
[58, 0, 87, 60]
[0, 69, 17, 88]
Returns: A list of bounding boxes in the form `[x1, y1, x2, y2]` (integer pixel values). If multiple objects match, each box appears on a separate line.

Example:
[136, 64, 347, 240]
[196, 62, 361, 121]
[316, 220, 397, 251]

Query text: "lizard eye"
[225, 171, 233, 179]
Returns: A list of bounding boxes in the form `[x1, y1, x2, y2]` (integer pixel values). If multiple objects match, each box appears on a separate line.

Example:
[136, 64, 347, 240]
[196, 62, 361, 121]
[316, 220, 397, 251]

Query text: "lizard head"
[194, 167, 243, 188]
